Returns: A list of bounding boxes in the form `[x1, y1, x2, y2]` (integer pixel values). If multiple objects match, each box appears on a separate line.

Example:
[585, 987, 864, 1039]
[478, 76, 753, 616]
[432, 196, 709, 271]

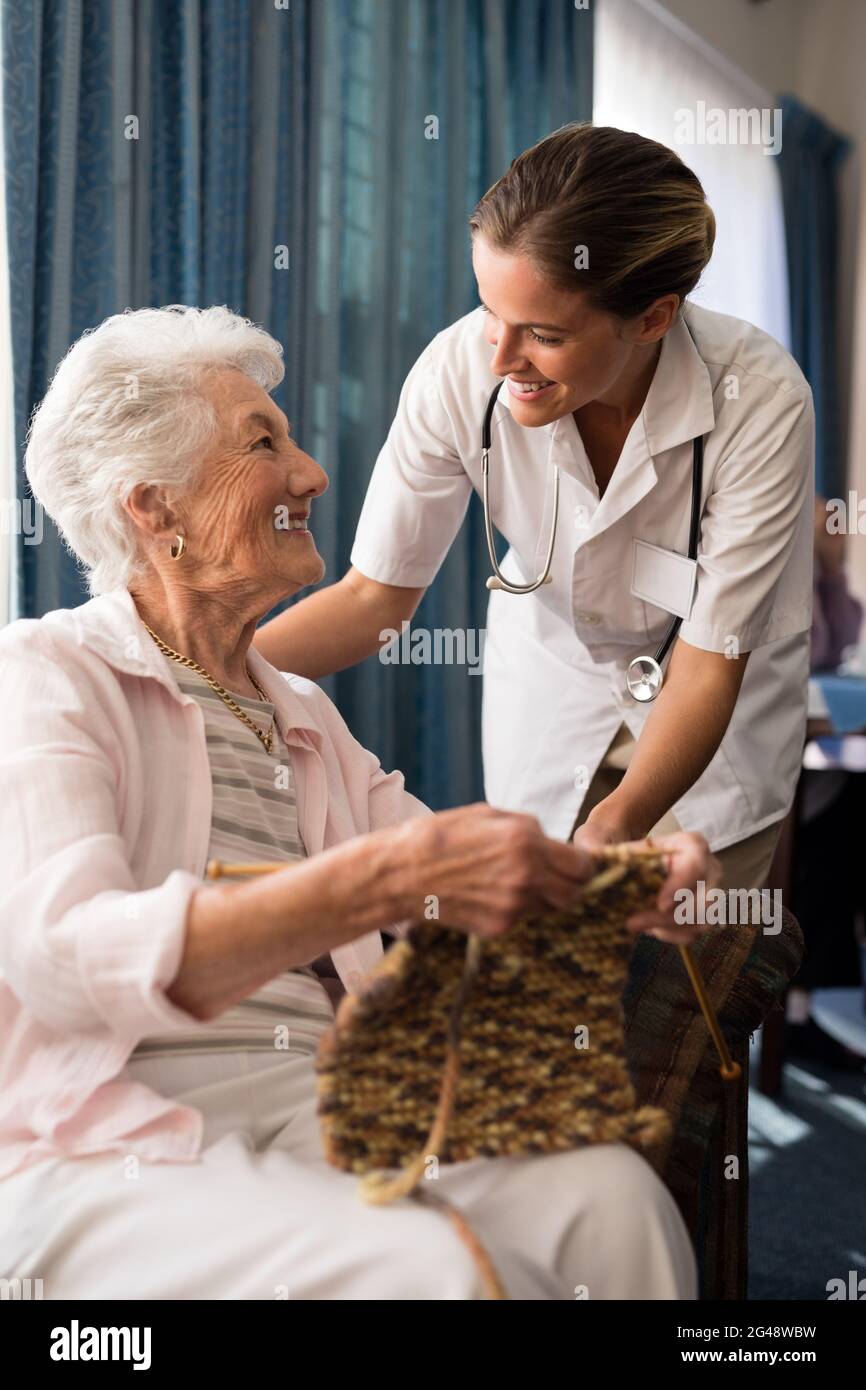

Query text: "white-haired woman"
[0, 305, 716, 1300]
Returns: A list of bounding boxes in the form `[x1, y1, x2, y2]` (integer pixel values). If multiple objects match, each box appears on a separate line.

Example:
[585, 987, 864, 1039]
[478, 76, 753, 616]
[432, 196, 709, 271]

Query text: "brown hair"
[469, 123, 716, 320]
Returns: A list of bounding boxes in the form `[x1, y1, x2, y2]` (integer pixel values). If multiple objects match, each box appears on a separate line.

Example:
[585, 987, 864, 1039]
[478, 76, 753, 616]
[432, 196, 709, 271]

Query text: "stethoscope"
[480, 381, 704, 703]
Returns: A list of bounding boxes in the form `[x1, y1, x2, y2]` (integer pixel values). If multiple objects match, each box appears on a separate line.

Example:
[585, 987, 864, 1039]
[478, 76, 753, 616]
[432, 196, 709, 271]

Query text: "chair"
[623, 906, 804, 1299]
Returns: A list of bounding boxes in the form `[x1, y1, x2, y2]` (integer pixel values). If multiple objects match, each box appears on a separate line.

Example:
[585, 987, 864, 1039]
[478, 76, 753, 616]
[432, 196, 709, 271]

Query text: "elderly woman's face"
[181, 368, 328, 594]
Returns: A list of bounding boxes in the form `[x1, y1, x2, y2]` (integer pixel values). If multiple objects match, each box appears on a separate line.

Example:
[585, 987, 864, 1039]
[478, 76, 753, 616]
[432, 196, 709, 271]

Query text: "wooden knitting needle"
[206, 849, 675, 881]
[678, 943, 741, 1081]
[588, 845, 741, 1082]
[207, 860, 288, 878]
[206, 854, 742, 1082]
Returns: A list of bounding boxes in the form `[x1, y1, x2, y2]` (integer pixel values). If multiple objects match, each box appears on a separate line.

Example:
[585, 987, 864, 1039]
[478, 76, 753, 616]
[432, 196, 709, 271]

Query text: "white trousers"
[0, 1047, 697, 1300]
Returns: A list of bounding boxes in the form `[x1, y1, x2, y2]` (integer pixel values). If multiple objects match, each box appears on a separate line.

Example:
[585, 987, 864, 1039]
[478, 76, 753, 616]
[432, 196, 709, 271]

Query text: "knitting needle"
[678, 944, 741, 1081]
[584, 845, 742, 1083]
[207, 860, 287, 878]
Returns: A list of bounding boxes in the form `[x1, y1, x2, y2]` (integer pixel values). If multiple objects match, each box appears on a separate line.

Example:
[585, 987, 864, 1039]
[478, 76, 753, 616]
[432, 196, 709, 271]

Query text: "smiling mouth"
[507, 377, 557, 398]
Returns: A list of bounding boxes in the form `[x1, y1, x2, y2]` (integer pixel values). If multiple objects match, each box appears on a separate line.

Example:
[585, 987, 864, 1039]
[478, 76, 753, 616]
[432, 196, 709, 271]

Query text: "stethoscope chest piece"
[626, 655, 664, 703]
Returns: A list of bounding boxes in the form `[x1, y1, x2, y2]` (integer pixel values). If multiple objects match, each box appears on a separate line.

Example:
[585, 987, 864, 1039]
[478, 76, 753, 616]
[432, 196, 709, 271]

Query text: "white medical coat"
[350, 302, 815, 850]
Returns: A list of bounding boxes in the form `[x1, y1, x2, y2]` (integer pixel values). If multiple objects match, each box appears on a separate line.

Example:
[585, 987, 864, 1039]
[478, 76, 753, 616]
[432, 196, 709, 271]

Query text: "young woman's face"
[472, 235, 659, 427]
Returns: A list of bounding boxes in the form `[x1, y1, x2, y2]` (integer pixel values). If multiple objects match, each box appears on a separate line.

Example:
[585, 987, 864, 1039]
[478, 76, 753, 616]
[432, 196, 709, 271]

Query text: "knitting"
[208, 844, 735, 1299]
[314, 845, 680, 1301]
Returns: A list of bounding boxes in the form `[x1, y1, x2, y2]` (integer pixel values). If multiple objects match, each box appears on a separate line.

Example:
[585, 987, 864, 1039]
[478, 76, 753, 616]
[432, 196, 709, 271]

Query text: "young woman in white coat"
[257, 124, 814, 931]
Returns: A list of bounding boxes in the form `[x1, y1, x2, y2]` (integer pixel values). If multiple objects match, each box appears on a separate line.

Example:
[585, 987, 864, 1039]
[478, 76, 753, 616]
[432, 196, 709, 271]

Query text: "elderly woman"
[0, 305, 717, 1300]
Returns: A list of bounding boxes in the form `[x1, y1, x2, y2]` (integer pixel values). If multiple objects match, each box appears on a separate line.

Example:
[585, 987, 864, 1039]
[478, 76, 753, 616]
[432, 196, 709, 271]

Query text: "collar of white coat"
[640, 303, 717, 456]
[54, 586, 324, 748]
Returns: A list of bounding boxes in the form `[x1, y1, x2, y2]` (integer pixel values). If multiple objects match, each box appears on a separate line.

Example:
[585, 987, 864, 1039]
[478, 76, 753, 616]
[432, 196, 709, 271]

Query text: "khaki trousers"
[572, 723, 781, 892]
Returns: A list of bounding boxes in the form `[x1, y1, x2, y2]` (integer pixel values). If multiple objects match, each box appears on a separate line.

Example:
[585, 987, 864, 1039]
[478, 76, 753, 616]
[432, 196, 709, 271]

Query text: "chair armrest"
[623, 906, 804, 1058]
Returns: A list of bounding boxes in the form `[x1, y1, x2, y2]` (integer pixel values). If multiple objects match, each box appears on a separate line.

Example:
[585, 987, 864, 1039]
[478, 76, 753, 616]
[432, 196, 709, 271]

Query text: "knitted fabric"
[316, 847, 672, 1176]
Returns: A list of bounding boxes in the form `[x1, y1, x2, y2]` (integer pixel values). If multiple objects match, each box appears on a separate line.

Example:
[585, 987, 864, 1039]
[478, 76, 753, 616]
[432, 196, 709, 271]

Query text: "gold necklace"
[142, 623, 276, 754]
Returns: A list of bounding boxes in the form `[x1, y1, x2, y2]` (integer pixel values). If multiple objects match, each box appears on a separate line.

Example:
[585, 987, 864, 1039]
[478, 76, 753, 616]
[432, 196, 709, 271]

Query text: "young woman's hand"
[618, 831, 723, 945]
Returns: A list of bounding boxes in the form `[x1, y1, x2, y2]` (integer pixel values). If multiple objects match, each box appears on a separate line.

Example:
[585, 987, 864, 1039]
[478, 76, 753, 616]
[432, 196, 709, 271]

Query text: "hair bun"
[470, 123, 718, 319]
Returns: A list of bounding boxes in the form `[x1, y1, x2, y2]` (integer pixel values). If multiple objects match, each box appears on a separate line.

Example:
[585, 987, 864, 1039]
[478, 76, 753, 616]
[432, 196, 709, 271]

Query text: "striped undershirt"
[129, 662, 335, 1060]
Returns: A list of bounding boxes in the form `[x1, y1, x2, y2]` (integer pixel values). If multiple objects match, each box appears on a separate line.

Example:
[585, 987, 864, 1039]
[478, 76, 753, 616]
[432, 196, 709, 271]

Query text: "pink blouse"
[0, 588, 429, 1180]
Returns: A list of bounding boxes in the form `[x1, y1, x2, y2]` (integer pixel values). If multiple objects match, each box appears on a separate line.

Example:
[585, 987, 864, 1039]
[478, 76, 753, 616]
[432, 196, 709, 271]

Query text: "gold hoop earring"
[169, 534, 186, 560]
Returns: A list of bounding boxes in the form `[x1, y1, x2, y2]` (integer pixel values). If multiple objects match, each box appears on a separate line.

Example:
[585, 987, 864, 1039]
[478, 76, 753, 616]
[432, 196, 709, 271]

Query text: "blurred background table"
[758, 673, 866, 1094]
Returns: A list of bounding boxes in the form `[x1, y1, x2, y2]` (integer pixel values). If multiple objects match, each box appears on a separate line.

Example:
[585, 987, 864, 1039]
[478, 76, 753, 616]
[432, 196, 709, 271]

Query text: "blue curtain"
[3, 0, 593, 809]
[777, 94, 851, 498]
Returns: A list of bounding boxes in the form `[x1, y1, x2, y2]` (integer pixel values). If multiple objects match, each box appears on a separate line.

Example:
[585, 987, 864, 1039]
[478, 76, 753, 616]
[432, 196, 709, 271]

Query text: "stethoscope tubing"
[480, 380, 704, 691]
[653, 431, 704, 666]
[482, 382, 558, 594]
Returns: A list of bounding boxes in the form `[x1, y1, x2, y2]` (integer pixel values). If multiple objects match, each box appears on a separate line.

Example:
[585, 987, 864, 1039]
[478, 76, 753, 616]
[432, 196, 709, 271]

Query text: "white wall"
[595, 0, 791, 347]
[655, 0, 866, 605]
[657, 0, 805, 95]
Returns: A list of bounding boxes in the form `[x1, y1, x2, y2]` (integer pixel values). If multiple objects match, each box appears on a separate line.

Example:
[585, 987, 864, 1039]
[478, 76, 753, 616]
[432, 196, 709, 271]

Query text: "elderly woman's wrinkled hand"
[393, 803, 598, 940]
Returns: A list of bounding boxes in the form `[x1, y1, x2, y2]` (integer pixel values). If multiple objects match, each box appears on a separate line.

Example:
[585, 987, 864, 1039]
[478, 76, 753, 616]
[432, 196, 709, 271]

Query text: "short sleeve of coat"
[350, 342, 473, 588]
[678, 384, 815, 655]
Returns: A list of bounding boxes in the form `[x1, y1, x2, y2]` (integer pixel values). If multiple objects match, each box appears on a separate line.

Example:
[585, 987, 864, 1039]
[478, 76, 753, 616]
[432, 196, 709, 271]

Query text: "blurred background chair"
[624, 907, 804, 1299]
